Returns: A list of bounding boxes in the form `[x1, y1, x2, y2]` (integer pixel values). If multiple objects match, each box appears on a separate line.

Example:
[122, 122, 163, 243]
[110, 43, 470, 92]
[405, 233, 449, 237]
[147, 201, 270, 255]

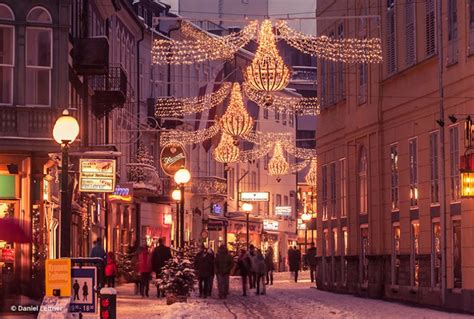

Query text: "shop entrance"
[0, 200, 19, 292]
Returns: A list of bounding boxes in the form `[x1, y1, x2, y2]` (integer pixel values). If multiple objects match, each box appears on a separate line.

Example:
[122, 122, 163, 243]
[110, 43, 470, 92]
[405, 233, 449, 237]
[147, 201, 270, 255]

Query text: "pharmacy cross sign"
[160, 143, 186, 176]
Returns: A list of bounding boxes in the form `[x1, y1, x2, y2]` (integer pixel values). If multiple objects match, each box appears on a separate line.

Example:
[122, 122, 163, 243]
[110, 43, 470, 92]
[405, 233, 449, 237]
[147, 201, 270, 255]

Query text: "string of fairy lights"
[153, 17, 382, 179]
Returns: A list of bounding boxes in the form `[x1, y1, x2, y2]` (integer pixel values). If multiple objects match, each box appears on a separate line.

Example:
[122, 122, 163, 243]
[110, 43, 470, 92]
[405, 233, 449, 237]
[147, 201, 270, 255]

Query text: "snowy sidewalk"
[115, 272, 470, 319]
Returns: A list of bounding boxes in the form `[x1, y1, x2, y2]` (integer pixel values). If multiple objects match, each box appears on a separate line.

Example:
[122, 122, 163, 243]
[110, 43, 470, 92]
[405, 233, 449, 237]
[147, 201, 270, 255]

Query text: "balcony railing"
[90, 64, 128, 117]
[0, 106, 61, 138]
[291, 66, 317, 83]
[126, 163, 161, 192]
[191, 176, 227, 197]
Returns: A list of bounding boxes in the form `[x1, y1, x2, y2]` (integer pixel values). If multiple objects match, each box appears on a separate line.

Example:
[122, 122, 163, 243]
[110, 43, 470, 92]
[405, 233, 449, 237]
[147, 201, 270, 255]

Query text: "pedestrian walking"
[237, 249, 251, 296]
[264, 246, 275, 285]
[214, 244, 233, 299]
[255, 249, 266, 295]
[194, 245, 214, 298]
[90, 237, 106, 287]
[151, 238, 172, 298]
[208, 247, 215, 297]
[105, 251, 117, 288]
[247, 245, 258, 289]
[137, 246, 152, 297]
[288, 246, 301, 283]
[306, 242, 317, 283]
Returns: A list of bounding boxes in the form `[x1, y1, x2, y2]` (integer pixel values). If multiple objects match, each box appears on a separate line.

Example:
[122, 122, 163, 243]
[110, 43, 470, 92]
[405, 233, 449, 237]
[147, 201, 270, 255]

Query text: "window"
[332, 228, 338, 255]
[264, 153, 269, 170]
[411, 221, 420, 287]
[361, 226, 369, 285]
[26, 7, 52, 106]
[275, 111, 280, 122]
[409, 138, 418, 207]
[425, 0, 435, 57]
[283, 195, 289, 206]
[390, 144, 399, 210]
[386, 0, 397, 75]
[263, 108, 268, 119]
[282, 112, 287, 125]
[330, 162, 336, 219]
[449, 126, 460, 201]
[323, 229, 329, 256]
[453, 219, 462, 288]
[405, 0, 415, 66]
[447, 0, 458, 64]
[0, 5, 14, 105]
[470, 0, 474, 54]
[430, 132, 439, 204]
[358, 147, 368, 214]
[276, 194, 282, 207]
[432, 221, 441, 287]
[322, 165, 328, 220]
[392, 224, 400, 285]
[289, 114, 294, 127]
[340, 158, 347, 218]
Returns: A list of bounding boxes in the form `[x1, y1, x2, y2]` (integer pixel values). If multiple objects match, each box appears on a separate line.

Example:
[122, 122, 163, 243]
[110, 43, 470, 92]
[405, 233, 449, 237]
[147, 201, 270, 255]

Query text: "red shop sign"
[1, 248, 15, 262]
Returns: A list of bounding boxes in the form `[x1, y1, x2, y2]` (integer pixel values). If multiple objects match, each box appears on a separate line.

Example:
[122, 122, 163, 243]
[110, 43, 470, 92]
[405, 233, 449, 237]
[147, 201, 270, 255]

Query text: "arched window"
[0, 4, 14, 105]
[358, 147, 368, 214]
[26, 7, 52, 106]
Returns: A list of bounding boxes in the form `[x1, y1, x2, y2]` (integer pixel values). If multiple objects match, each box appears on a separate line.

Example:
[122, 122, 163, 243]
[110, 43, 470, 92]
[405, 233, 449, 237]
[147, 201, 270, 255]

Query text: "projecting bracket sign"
[239, 192, 270, 202]
[79, 159, 116, 193]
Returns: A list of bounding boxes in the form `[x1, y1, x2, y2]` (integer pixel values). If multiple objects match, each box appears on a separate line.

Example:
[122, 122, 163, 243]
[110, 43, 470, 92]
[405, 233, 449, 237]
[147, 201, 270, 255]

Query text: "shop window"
[432, 221, 441, 287]
[332, 228, 338, 255]
[392, 223, 400, 285]
[453, 219, 462, 288]
[409, 138, 418, 207]
[411, 221, 420, 287]
[358, 147, 368, 214]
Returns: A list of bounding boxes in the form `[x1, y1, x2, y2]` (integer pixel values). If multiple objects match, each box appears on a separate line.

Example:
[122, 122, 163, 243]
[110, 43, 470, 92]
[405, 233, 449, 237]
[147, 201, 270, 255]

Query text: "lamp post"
[53, 110, 79, 258]
[174, 167, 191, 248]
[242, 202, 253, 250]
[171, 188, 181, 248]
[301, 212, 312, 254]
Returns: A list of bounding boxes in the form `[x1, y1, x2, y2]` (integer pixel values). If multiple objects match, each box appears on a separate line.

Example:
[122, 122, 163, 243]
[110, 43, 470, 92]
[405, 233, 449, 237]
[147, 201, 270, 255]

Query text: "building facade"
[316, 0, 474, 313]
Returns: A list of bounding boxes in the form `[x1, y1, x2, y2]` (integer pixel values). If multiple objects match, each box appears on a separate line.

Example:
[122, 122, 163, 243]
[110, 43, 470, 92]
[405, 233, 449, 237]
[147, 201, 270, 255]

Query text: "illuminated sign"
[163, 213, 172, 225]
[239, 192, 270, 202]
[263, 220, 279, 231]
[160, 143, 186, 176]
[108, 185, 133, 203]
[297, 218, 306, 230]
[212, 203, 223, 215]
[275, 206, 292, 217]
[1, 248, 14, 262]
[79, 159, 116, 193]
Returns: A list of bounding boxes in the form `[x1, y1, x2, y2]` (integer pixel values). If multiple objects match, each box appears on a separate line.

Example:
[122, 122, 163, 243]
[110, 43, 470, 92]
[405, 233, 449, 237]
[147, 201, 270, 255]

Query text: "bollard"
[99, 287, 117, 319]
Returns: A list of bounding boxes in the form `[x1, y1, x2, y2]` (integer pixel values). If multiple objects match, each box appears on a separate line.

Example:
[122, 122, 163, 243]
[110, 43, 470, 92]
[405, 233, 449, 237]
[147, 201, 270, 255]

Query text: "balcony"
[0, 106, 60, 139]
[191, 176, 227, 197]
[126, 163, 161, 194]
[73, 37, 109, 75]
[90, 65, 127, 118]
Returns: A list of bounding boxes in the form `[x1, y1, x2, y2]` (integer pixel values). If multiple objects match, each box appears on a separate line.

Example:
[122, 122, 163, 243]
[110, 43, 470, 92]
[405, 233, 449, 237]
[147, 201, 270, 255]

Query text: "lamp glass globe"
[174, 167, 191, 184]
[53, 110, 79, 145]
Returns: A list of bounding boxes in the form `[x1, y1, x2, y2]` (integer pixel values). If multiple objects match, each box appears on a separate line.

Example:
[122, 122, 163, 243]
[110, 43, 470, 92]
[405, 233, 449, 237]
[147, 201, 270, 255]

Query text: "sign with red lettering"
[1, 248, 14, 262]
[160, 143, 186, 177]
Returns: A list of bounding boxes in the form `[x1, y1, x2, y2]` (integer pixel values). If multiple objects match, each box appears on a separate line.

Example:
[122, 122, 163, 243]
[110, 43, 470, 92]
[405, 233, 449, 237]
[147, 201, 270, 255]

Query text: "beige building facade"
[316, 0, 474, 313]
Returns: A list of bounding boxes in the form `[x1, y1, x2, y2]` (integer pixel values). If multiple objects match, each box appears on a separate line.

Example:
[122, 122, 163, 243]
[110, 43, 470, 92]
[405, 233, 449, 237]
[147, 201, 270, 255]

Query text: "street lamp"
[174, 166, 191, 248]
[301, 212, 312, 253]
[53, 110, 79, 258]
[242, 202, 253, 250]
[171, 188, 181, 248]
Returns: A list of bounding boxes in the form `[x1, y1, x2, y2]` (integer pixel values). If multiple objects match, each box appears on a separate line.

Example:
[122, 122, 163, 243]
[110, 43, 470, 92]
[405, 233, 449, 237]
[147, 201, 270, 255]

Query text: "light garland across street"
[160, 123, 220, 146]
[305, 157, 318, 187]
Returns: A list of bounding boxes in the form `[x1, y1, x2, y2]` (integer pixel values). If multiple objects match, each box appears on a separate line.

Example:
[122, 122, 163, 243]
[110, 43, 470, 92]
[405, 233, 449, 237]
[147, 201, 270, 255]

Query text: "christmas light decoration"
[268, 142, 289, 176]
[305, 158, 318, 187]
[243, 83, 320, 115]
[155, 82, 232, 117]
[160, 123, 220, 146]
[276, 20, 382, 64]
[290, 159, 311, 173]
[219, 83, 254, 138]
[244, 20, 291, 103]
[284, 141, 318, 159]
[213, 133, 240, 163]
[152, 20, 258, 65]
[239, 143, 274, 162]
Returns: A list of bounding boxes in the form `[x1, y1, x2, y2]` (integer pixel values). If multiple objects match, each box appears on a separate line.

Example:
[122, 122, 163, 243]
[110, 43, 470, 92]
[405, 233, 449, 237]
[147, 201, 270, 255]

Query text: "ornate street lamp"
[174, 167, 191, 248]
[171, 188, 181, 247]
[242, 202, 253, 250]
[53, 110, 79, 258]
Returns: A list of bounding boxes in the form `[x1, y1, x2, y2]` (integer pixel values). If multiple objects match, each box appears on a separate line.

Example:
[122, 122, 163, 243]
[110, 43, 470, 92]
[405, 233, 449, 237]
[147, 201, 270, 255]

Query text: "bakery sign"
[160, 143, 186, 176]
[79, 159, 116, 193]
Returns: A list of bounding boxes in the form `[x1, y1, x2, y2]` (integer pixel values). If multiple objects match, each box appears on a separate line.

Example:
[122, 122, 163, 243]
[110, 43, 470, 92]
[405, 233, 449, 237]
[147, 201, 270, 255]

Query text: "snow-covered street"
[115, 272, 470, 318]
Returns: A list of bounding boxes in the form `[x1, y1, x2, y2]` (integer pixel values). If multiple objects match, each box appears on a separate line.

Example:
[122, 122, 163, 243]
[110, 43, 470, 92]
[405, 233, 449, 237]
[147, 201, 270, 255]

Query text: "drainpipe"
[437, 0, 447, 306]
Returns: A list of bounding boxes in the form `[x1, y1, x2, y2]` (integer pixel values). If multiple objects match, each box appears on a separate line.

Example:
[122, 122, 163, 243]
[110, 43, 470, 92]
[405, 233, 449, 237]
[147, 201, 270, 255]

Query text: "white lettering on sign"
[162, 153, 185, 167]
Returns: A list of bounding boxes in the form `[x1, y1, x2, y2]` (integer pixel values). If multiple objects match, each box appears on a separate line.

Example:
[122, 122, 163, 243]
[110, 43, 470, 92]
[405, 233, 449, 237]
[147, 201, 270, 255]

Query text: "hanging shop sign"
[70, 266, 97, 314]
[79, 159, 116, 193]
[239, 192, 270, 202]
[263, 219, 279, 231]
[45, 258, 71, 297]
[275, 206, 292, 217]
[160, 143, 186, 176]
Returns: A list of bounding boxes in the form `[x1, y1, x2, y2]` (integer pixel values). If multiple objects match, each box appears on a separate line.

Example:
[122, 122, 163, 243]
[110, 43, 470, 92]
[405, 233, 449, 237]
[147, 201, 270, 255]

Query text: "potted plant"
[157, 254, 196, 304]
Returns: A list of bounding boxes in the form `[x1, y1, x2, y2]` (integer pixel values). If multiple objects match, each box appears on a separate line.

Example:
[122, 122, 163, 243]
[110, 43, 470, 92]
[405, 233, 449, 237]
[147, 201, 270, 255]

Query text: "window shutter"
[469, 0, 474, 54]
[425, 0, 435, 57]
[386, 0, 397, 75]
[405, 0, 415, 66]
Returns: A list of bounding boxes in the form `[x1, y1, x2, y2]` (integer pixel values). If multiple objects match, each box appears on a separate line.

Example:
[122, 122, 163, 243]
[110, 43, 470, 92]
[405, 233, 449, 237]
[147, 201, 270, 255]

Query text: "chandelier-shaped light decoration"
[268, 142, 289, 176]
[219, 83, 254, 138]
[213, 133, 240, 163]
[244, 20, 291, 105]
[305, 158, 318, 187]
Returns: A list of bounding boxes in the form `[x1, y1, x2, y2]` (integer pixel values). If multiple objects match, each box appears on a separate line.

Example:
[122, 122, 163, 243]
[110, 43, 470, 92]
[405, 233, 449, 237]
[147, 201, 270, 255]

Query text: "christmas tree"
[116, 245, 139, 283]
[128, 143, 155, 182]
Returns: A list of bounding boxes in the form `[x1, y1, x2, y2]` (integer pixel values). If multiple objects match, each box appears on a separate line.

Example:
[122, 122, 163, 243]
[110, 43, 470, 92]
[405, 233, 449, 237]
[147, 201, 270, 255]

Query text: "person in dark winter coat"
[288, 246, 301, 282]
[237, 249, 251, 296]
[91, 238, 106, 287]
[105, 251, 117, 288]
[306, 242, 317, 283]
[255, 249, 266, 295]
[151, 238, 172, 297]
[194, 245, 214, 298]
[246, 245, 257, 289]
[214, 245, 233, 299]
[264, 246, 275, 285]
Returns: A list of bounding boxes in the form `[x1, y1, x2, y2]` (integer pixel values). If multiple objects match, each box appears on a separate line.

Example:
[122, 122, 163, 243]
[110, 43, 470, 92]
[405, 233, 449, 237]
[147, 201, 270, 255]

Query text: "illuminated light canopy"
[268, 142, 289, 177]
[219, 83, 254, 138]
[305, 158, 318, 187]
[244, 20, 291, 98]
[213, 133, 240, 163]
[53, 110, 80, 144]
